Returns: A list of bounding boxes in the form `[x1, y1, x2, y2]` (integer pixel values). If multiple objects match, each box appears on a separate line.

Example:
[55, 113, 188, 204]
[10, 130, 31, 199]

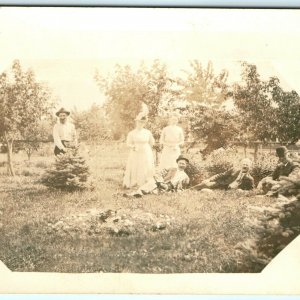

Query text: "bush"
[35, 161, 48, 169]
[40, 148, 93, 191]
[236, 197, 300, 272]
[251, 153, 277, 186]
[204, 147, 238, 176]
[184, 160, 205, 187]
[37, 144, 54, 157]
[21, 169, 34, 177]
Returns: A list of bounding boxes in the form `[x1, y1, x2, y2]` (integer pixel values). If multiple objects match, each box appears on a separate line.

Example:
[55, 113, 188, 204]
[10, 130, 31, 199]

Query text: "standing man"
[53, 108, 78, 156]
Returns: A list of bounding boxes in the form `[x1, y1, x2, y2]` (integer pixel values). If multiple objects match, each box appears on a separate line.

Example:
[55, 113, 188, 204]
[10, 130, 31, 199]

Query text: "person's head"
[56, 108, 70, 124]
[176, 155, 189, 170]
[276, 146, 289, 163]
[240, 158, 252, 173]
[135, 115, 147, 129]
[168, 112, 180, 126]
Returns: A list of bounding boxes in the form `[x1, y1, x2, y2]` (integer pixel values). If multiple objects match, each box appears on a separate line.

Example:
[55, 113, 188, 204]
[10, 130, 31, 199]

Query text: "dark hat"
[276, 146, 288, 157]
[176, 155, 189, 164]
[56, 108, 70, 117]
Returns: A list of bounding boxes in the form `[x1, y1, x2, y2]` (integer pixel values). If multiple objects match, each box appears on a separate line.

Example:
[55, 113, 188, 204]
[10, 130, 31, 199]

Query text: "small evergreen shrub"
[40, 148, 93, 191]
[236, 197, 300, 272]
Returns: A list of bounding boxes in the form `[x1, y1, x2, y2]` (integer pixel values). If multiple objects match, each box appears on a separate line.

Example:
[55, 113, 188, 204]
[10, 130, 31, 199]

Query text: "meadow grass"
[0, 143, 275, 273]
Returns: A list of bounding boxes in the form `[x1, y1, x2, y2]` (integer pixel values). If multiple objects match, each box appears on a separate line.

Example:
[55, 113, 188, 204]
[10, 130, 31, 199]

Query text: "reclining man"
[124, 155, 190, 198]
[257, 146, 300, 196]
[194, 158, 254, 191]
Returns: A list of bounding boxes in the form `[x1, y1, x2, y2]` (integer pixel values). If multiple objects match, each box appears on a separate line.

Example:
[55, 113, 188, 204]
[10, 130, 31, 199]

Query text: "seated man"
[194, 158, 254, 191]
[257, 146, 300, 195]
[124, 155, 190, 198]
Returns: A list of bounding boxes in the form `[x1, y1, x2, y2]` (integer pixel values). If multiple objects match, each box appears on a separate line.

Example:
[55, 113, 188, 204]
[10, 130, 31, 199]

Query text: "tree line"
[1, 59, 300, 176]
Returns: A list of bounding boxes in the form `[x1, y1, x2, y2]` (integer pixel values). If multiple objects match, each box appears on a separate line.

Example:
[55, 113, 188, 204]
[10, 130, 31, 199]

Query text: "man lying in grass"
[257, 146, 300, 196]
[194, 158, 254, 191]
[123, 155, 190, 198]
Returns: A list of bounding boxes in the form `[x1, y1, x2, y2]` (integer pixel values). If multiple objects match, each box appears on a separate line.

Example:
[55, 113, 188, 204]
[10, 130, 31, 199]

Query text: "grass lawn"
[0, 143, 276, 273]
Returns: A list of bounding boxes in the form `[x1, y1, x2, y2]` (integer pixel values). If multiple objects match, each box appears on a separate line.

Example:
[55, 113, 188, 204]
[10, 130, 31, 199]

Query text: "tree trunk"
[5, 133, 15, 176]
[26, 149, 32, 161]
[254, 142, 259, 163]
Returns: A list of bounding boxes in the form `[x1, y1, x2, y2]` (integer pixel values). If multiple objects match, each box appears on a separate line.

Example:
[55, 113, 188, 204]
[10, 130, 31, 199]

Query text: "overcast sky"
[0, 7, 300, 110]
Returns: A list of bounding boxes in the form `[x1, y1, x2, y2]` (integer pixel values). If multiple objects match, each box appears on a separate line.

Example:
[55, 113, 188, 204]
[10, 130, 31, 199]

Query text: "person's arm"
[126, 131, 135, 150]
[272, 165, 280, 180]
[209, 168, 233, 182]
[154, 168, 167, 182]
[240, 174, 255, 190]
[53, 124, 65, 150]
[183, 174, 190, 187]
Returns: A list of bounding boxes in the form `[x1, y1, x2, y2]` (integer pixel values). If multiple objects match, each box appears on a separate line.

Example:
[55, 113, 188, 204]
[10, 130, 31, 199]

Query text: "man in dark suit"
[124, 155, 190, 198]
[194, 158, 254, 191]
[257, 146, 300, 195]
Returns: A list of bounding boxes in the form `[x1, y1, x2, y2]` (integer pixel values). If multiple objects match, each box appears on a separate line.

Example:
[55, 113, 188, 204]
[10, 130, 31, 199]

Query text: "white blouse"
[53, 121, 77, 150]
[159, 125, 184, 147]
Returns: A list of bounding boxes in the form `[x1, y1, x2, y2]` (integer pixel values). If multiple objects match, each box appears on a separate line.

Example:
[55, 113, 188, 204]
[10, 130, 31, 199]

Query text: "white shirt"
[170, 169, 190, 187]
[53, 121, 77, 150]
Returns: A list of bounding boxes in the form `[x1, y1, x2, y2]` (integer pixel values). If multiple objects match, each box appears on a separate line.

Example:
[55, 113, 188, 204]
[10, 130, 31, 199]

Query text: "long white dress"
[159, 125, 184, 169]
[123, 128, 155, 189]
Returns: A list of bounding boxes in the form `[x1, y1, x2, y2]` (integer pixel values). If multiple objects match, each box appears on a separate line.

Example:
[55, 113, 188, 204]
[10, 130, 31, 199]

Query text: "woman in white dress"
[159, 113, 185, 169]
[123, 115, 155, 189]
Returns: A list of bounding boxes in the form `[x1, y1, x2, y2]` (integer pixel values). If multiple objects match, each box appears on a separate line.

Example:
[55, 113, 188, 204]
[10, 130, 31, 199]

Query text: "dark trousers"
[54, 141, 67, 156]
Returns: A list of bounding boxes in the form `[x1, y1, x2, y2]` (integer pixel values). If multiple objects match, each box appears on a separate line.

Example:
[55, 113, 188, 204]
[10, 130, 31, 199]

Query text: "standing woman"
[123, 114, 155, 189]
[159, 113, 185, 169]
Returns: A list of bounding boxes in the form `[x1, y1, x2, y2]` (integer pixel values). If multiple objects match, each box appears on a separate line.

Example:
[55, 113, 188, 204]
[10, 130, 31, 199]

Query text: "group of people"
[52, 107, 300, 198]
[122, 112, 185, 190]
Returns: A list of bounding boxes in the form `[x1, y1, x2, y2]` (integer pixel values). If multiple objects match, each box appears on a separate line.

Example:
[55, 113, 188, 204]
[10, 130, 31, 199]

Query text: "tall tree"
[20, 118, 53, 160]
[233, 62, 300, 144]
[177, 60, 229, 107]
[72, 104, 111, 142]
[188, 105, 240, 156]
[270, 82, 300, 143]
[95, 60, 175, 139]
[178, 60, 234, 155]
[232, 62, 277, 143]
[0, 60, 55, 175]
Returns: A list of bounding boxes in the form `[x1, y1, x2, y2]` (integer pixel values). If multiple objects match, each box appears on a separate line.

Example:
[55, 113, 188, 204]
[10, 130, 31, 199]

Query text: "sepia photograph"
[0, 6, 300, 294]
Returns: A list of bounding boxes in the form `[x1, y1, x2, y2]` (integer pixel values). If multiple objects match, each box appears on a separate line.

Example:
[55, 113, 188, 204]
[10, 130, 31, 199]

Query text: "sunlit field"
[0, 142, 284, 273]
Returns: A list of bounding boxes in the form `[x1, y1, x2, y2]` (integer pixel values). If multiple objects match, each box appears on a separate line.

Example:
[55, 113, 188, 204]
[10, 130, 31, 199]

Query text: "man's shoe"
[133, 193, 143, 198]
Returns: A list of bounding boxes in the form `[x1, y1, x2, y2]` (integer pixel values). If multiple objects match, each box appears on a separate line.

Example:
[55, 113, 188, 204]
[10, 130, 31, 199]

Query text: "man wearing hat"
[257, 146, 300, 194]
[53, 108, 78, 156]
[124, 155, 190, 197]
[194, 158, 254, 191]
